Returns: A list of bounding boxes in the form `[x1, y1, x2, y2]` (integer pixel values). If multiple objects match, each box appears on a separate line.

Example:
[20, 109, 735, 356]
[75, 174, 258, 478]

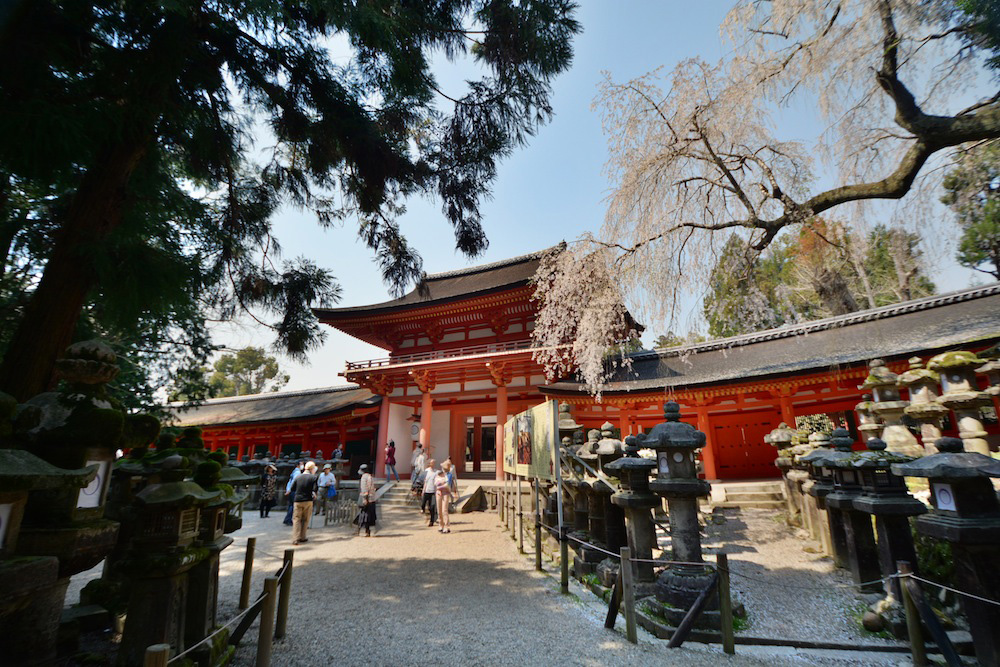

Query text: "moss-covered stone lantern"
[849, 437, 924, 601]
[893, 437, 1000, 665]
[767, 423, 802, 523]
[861, 359, 921, 457]
[799, 432, 846, 566]
[825, 428, 881, 589]
[0, 447, 98, 665]
[854, 394, 882, 444]
[604, 433, 659, 598]
[898, 357, 948, 455]
[592, 429, 626, 588]
[929, 350, 991, 456]
[117, 454, 221, 665]
[642, 402, 718, 628]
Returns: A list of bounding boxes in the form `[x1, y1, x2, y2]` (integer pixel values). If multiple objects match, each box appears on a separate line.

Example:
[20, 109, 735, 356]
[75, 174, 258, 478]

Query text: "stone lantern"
[604, 434, 659, 598]
[767, 423, 802, 524]
[898, 357, 948, 455]
[592, 430, 627, 588]
[854, 395, 883, 444]
[117, 455, 221, 666]
[0, 447, 97, 665]
[825, 428, 881, 589]
[799, 432, 844, 565]
[571, 428, 605, 577]
[929, 350, 991, 456]
[557, 402, 582, 440]
[860, 359, 921, 457]
[893, 437, 1000, 666]
[849, 437, 925, 602]
[641, 402, 717, 627]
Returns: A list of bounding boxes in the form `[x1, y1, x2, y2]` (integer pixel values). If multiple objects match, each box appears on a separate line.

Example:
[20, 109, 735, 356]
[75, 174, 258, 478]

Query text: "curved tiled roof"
[313, 244, 563, 320]
[168, 385, 379, 427]
[543, 283, 1000, 396]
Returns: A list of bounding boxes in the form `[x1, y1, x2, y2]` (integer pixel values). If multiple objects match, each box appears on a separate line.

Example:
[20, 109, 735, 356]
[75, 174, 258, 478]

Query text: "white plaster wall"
[464, 379, 495, 391]
[425, 408, 451, 464]
[435, 382, 462, 394]
[467, 327, 493, 340]
[441, 332, 465, 343]
[387, 402, 415, 473]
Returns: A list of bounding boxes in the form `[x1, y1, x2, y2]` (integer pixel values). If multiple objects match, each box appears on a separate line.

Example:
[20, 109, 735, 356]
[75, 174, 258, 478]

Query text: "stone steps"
[713, 481, 784, 509]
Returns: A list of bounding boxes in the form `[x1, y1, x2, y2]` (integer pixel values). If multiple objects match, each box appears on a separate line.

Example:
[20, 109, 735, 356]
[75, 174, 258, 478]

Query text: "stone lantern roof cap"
[603, 455, 656, 473]
[136, 480, 222, 506]
[928, 350, 986, 371]
[898, 357, 939, 386]
[976, 359, 1000, 374]
[847, 437, 914, 468]
[218, 465, 255, 486]
[0, 449, 97, 492]
[637, 402, 706, 451]
[859, 358, 898, 390]
[891, 437, 1000, 478]
[765, 423, 796, 446]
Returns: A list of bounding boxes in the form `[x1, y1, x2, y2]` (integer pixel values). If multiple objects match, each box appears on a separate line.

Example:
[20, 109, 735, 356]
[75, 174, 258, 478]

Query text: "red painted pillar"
[619, 408, 631, 437]
[495, 384, 508, 481]
[695, 406, 719, 480]
[449, 410, 464, 472]
[419, 390, 433, 455]
[237, 433, 246, 460]
[269, 433, 278, 458]
[779, 395, 796, 428]
[375, 396, 391, 477]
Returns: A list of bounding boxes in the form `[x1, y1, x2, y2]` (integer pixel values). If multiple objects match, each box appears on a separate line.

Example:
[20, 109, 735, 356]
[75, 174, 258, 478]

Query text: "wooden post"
[898, 561, 927, 667]
[143, 644, 170, 667]
[257, 577, 279, 667]
[517, 475, 524, 552]
[620, 546, 637, 644]
[275, 549, 293, 640]
[605, 568, 623, 629]
[534, 479, 542, 571]
[239, 537, 256, 611]
[560, 527, 569, 594]
[717, 553, 735, 655]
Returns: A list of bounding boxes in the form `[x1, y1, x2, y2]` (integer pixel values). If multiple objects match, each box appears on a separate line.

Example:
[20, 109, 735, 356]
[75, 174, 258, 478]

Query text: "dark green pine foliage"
[0, 0, 580, 402]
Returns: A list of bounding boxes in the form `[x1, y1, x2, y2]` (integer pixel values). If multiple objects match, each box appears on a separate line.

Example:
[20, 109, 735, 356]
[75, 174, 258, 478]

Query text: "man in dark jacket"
[291, 461, 319, 545]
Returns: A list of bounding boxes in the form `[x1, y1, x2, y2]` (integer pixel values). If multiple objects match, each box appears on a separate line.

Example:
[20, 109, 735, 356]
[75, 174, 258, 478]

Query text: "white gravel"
[200, 506, 908, 667]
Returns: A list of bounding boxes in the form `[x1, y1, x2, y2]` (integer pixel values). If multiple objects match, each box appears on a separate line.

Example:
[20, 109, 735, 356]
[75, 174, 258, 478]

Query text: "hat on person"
[323, 463, 332, 469]
[359, 464, 369, 472]
[265, 464, 276, 472]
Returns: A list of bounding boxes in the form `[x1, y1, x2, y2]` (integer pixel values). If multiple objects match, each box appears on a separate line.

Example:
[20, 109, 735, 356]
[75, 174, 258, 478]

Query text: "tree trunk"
[812, 268, 859, 316]
[0, 140, 148, 401]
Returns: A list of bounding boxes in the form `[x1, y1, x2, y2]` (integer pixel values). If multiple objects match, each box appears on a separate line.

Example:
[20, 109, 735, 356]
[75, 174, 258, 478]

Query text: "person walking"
[356, 464, 378, 537]
[316, 464, 336, 515]
[435, 464, 457, 533]
[421, 459, 438, 527]
[290, 461, 318, 545]
[259, 465, 278, 518]
[410, 444, 425, 484]
[283, 461, 304, 526]
[384, 440, 400, 482]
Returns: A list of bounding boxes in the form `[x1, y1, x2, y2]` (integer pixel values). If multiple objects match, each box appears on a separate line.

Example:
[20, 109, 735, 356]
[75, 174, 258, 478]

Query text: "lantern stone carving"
[860, 359, 921, 457]
[898, 357, 948, 455]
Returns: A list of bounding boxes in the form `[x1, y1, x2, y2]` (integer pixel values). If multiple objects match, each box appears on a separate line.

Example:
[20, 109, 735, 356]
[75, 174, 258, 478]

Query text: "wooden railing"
[345, 339, 536, 371]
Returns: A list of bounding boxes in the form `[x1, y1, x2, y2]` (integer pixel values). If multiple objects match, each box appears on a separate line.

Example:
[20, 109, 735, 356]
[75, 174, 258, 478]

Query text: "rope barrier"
[904, 573, 1000, 608]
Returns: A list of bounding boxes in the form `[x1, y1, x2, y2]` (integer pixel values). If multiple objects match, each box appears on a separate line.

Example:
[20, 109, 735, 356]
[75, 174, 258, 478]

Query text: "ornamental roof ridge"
[423, 242, 564, 281]
[633, 282, 1000, 362]
[167, 383, 364, 408]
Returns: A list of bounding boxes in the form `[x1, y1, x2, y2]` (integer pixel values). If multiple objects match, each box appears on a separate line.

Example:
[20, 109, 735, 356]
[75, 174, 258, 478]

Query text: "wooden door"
[712, 412, 782, 479]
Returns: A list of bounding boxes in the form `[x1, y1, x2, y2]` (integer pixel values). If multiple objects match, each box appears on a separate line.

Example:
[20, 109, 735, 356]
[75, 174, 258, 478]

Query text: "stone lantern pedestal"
[0, 448, 98, 666]
[930, 351, 991, 456]
[899, 357, 948, 454]
[605, 438, 659, 598]
[826, 429, 881, 590]
[641, 403, 717, 628]
[893, 437, 1000, 666]
[849, 437, 924, 604]
[799, 433, 840, 562]
[766, 423, 801, 525]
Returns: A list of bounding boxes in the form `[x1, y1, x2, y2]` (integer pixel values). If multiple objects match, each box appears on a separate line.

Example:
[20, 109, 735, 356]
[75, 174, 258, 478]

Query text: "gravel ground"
[698, 508, 899, 646]
[198, 505, 908, 667]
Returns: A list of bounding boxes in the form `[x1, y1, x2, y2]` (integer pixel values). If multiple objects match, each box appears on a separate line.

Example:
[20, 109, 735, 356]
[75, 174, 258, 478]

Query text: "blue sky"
[212, 2, 980, 391]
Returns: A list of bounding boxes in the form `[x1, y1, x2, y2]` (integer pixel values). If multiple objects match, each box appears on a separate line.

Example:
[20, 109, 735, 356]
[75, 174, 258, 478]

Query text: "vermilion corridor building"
[173, 247, 1000, 480]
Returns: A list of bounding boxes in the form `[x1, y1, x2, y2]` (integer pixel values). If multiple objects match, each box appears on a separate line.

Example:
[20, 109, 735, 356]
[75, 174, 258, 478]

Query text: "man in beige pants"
[290, 461, 318, 545]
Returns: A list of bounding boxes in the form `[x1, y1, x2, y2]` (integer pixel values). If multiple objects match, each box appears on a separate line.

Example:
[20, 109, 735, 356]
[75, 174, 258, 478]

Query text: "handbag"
[327, 485, 338, 499]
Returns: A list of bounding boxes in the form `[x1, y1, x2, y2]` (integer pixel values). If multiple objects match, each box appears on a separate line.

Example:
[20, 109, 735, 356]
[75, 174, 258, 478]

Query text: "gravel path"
[206, 505, 906, 666]
[700, 509, 897, 645]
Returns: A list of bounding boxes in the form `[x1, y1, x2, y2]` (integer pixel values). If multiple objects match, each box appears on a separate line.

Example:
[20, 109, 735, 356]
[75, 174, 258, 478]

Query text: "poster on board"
[502, 400, 558, 480]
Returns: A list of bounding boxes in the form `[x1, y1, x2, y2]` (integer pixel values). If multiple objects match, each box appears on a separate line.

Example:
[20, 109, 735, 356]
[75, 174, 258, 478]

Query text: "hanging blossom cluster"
[530, 244, 636, 397]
